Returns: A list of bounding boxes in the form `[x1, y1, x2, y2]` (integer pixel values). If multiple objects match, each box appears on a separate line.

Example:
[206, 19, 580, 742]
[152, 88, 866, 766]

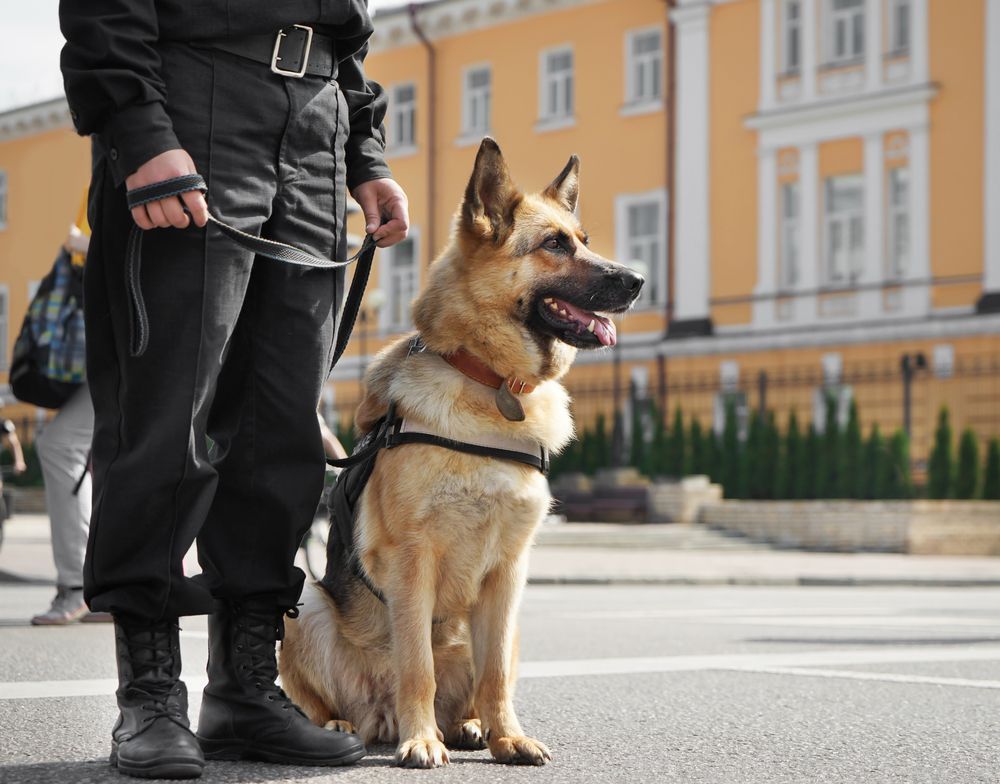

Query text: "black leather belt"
[194, 25, 337, 80]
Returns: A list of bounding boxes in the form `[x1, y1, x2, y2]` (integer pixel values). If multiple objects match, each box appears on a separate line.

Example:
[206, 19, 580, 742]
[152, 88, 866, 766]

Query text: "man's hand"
[351, 178, 409, 248]
[124, 149, 209, 231]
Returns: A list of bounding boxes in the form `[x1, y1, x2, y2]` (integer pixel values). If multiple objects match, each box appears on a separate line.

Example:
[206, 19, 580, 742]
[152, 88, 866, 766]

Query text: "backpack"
[9, 249, 86, 409]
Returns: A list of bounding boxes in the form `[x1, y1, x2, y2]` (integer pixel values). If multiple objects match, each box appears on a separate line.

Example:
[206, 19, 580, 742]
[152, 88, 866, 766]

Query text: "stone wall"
[701, 500, 1000, 555]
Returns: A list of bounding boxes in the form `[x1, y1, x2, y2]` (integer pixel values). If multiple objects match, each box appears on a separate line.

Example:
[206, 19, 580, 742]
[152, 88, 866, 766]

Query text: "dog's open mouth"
[537, 296, 617, 348]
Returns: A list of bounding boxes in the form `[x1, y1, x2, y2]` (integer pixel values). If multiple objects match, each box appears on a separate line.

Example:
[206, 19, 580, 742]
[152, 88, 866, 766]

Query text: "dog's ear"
[543, 155, 580, 213]
[462, 137, 520, 243]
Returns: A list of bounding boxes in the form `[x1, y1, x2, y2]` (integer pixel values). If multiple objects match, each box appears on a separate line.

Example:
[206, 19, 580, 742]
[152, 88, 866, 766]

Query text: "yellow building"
[331, 0, 1000, 470]
[1, 0, 998, 474]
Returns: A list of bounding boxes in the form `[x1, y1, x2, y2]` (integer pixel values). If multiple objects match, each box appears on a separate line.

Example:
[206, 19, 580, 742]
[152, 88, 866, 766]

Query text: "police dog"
[279, 138, 643, 768]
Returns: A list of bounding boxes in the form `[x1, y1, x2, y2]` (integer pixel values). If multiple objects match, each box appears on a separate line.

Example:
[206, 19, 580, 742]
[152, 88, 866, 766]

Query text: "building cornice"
[0, 97, 72, 144]
[370, 0, 610, 52]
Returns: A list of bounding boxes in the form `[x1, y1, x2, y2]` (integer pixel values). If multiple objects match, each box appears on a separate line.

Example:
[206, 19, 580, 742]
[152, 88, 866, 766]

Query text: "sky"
[0, 0, 399, 113]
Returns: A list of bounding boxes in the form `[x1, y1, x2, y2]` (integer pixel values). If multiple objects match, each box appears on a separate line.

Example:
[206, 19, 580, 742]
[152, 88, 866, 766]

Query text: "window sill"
[386, 144, 419, 160]
[534, 115, 576, 134]
[619, 99, 663, 118]
[455, 131, 491, 148]
[818, 57, 865, 72]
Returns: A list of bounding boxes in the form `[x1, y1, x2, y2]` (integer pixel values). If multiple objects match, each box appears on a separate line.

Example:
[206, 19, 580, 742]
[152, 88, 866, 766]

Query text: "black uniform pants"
[83, 42, 348, 620]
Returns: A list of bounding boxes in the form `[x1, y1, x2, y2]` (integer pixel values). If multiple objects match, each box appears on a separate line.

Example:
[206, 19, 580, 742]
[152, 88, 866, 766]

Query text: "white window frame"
[380, 229, 420, 333]
[388, 82, 417, 155]
[823, 174, 865, 287]
[888, 0, 911, 55]
[460, 64, 492, 139]
[624, 27, 664, 110]
[781, 0, 802, 74]
[615, 190, 668, 310]
[825, 0, 865, 65]
[887, 166, 910, 280]
[538, 45, 575, 129]
[0, 284, 8, 371]
[779, 181, 801, 290]
[0, 171, 8, 231]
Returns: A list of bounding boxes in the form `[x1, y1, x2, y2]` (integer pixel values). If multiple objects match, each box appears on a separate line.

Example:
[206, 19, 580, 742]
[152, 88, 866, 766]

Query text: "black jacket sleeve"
[59, 0, 181, 186]
[336, 31, 393, 191]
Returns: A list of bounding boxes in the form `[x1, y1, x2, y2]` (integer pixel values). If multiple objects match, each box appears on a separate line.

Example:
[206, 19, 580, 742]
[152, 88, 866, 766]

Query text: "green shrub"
[927, 406, 953, 499]
[689, 418, 707, 476]
[629, 401, 648, 475]
[885, 430, 912, 499]
[955, 428, 979, 500]
[820, 392, 842, 498]
[800, 424, 820, 500]
[776, 411, 801, 500]
[666, 406, 687, 478]
[862, 424, 885, 500]
[720, 401, 741, 498]
[983, 439, 1000, 500]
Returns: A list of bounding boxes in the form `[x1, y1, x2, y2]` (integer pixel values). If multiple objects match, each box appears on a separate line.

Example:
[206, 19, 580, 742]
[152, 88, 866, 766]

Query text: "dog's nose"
[620, 269, 645, 297]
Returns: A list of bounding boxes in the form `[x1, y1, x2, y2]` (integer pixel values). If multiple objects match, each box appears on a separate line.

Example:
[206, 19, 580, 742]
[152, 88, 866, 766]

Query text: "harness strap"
[124, 174, 377, 361]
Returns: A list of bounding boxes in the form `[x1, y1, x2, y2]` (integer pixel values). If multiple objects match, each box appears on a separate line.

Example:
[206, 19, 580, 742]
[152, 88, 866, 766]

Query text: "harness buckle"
[270, 25, 313, 78]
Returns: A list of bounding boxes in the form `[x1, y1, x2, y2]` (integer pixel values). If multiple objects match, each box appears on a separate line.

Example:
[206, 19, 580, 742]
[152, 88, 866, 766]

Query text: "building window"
[827, 0, 865, 64]
[462, 65, 492, 137]
[887, 167, 910, 279]
[0, 171, 7, 230]
[616, 191, 667, 308]
[539, 46, 574, 123]
[389, 83, 416, 150]
[0, 285, 8, 370]
[383, 236, 418, 331]
[625, 28, 663, 104]
[823, 175, 864, 285]
[888, 0, 911, 54]
[782, 1, 802, 73]
[780, 182, 800, 289]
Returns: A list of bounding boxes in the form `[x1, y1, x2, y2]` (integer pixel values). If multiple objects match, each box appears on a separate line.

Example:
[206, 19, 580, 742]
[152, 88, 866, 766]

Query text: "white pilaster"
[801, 0, 818, 100]
[985, 0, 1000, 297]
[911, 0, 929, 84]
[796, 142, 819, 322]
[865, 0, 883, 92]
[760, 0, 777, 109]
[906, 124, 931, 315]
[860, 132, 884, 317]
[672, 1, 712, 326]
[754, 147, 779, 326]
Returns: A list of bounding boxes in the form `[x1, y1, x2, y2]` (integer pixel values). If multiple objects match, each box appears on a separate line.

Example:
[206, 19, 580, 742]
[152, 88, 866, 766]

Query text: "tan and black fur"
[279, 138, 643, 768]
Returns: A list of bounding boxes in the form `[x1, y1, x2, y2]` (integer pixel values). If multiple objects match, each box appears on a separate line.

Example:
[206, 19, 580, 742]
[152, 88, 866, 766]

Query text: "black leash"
[124, 174, 377, 361]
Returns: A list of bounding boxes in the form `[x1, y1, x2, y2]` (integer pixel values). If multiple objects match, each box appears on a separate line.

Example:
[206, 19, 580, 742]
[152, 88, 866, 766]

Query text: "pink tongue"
[556, 300, 617, 348]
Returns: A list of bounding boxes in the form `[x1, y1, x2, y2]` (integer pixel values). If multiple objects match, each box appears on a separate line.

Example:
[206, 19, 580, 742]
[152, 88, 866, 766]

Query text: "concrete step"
[535, 522, 771, 550]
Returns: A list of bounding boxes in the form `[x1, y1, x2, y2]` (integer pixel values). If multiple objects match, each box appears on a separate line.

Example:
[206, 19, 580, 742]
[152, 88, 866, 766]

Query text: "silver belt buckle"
[271, 24, 313, 78]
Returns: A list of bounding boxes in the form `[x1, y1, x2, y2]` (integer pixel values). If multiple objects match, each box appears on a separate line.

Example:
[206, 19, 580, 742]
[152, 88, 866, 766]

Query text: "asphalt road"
[2, 582, 1000, 784]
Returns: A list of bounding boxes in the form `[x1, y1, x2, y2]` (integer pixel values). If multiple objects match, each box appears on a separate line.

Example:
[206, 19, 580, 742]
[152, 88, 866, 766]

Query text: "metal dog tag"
[495, 384, 525, 422]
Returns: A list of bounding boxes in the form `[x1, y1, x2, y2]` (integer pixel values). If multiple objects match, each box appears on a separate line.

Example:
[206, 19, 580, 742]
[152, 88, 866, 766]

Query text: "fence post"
[900, 352, 927, 439]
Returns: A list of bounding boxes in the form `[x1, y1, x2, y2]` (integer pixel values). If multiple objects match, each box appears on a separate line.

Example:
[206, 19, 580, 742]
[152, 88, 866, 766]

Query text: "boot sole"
[111, 743, 205, 779]
[196, 736, 367, 767]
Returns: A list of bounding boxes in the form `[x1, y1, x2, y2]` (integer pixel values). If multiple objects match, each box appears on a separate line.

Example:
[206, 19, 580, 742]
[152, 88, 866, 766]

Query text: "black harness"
[319, 401, 549, 608]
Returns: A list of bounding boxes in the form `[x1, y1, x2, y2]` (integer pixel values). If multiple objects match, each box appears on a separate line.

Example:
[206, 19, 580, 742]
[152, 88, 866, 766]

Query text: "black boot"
[111, 617, 205, 779]
[196, 598, 366, 766]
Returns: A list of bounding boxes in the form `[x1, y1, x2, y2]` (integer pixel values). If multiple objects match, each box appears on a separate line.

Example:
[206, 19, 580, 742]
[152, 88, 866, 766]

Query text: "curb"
[527, 576, 1000, 588]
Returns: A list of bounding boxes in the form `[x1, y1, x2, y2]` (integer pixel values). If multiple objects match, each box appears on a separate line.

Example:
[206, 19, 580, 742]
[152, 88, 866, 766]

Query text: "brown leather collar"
[443, 349, 535, 395]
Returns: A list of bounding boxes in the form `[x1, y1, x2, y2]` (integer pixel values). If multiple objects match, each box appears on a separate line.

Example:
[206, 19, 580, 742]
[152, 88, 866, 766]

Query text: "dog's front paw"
[396, 737, 450, 768]
[489, 735, 552, 766]
[447, 718, 486, 750]
[324, 719, 356, 734]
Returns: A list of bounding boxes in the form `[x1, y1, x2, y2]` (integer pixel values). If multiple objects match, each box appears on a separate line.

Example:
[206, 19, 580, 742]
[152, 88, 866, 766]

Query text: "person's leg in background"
[31, 383, 101, 625]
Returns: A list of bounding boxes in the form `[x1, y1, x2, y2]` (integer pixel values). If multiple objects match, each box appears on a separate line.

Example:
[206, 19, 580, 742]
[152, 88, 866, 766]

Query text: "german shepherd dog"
[279, 138, 643, 768]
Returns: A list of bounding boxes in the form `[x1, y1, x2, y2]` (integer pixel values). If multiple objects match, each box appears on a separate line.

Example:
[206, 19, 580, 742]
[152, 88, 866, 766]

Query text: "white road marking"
[548, 607, 893, 620]
[730, 666, 1000, 690]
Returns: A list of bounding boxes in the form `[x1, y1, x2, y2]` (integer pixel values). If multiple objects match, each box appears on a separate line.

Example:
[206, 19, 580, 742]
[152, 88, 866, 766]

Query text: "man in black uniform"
[59, 1, 408, 777]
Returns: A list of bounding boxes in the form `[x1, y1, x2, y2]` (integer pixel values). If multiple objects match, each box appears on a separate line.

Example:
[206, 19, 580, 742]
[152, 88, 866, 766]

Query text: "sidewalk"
[4, 514, 1000, 589]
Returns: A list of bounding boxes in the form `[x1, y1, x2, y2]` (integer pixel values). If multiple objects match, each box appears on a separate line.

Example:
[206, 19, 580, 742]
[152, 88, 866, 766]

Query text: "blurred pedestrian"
[61, 0, 408, 777]
[30, 216, 106, 626]
[0, 418, 27, 523]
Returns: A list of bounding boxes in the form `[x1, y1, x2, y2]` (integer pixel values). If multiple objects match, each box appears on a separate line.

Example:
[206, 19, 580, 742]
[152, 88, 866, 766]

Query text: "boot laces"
[235, 606, 306, 717]
[123, 627, 185, 724]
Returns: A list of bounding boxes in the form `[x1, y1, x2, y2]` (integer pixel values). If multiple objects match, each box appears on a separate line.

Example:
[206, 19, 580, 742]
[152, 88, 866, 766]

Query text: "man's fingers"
[373, 217, 408, 247]
[131, 206, 154, 231]
[181, 190, 209, 227]
[146, 201, 172, 229]
[161, 197, 189, 229]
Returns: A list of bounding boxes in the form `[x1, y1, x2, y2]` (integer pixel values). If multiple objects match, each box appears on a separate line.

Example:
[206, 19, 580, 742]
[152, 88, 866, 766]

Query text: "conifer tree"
[841, 400, 863, 498]
[720, 401, 741, 498]
[955, 428, 980, 500]
[800, 424, 820, 500]
[927, 406, 953, 499]
[629, 400, 647, 475]
[704, 426, 721, 484]
[667, 406, 687, 478]
[983, 438, 1000, 500]
[689, 418, 706, 476]
[820, 392, 842, 498]
[886, 430, 912, 499]
[777, 410, 802, 500]
[862, 424, 885, 500]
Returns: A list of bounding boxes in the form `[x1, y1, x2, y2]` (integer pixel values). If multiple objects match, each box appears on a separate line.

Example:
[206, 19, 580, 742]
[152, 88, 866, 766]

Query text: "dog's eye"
[543, 237, 563, 252]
